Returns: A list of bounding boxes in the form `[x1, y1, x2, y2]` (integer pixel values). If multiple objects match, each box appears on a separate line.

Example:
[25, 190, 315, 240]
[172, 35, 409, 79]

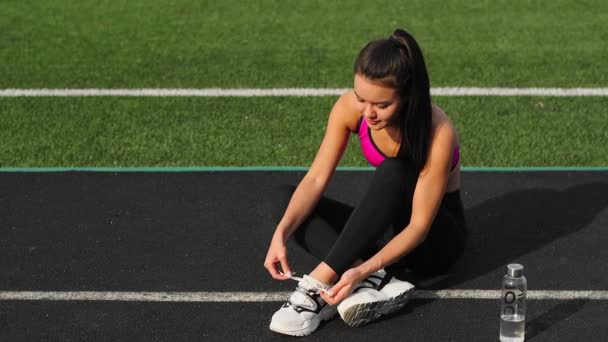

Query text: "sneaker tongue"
[301, 275, 331, 291]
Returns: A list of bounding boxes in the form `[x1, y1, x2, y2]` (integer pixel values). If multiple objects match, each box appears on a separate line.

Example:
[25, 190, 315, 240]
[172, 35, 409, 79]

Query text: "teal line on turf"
[462, 166, 608, 172]
[0, 166, 608, 172]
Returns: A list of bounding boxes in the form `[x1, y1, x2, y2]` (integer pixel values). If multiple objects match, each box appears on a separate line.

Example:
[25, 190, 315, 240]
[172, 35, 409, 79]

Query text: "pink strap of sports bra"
[358, 116, 460, 169]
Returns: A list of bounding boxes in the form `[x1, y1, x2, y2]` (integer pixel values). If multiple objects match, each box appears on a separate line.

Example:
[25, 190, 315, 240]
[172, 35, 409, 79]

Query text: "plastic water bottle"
[500, 264, 527, 342]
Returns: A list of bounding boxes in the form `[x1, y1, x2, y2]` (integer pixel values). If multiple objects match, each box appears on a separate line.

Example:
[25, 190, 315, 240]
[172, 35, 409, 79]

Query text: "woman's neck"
[384, 124, 401, 144]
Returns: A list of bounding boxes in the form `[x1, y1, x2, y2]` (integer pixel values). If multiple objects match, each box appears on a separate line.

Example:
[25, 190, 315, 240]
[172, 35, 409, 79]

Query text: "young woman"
[264, 28, 467, 336]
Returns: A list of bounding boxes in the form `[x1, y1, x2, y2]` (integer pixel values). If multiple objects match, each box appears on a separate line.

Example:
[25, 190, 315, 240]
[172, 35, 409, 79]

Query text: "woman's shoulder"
[431, 103, 459, 145]
[332, 90, 362, 133]
[431, 103, 451, 126]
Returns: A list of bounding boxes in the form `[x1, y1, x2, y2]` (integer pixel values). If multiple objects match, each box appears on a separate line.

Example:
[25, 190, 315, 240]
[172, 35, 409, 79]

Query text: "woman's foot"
[269, 275, 338, 336]
[337, 269, 415, 327]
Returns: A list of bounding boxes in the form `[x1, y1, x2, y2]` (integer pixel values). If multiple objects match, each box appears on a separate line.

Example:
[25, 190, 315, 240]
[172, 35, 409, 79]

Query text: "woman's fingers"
[264, 237, 291, 280]
[278, 256, 292, 278]
[263, 260, 279, 278]
[321, 285, 351, 305]
[331, 285, 347, 303]
[320, 290, 331, 303]
[321, 279, 353, 305]
[264, 258, 288, 280]
[328, 278, 346, 296]
[263, 239, 290, 280]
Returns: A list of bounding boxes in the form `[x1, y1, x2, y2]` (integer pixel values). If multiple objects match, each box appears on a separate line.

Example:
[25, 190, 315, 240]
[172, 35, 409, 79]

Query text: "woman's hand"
[320, 267, 366, 306]
[263, 234, 292, 280]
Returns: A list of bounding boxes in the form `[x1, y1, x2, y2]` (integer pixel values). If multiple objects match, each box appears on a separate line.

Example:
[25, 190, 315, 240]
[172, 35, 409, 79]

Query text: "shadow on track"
[425, 181, 608, 289]
[526, 299, 590, 340]
[366, 181, 606, 328]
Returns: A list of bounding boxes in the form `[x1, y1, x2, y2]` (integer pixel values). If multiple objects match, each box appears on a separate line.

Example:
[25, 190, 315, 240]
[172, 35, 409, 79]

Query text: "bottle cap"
[507, 264, 524, 277]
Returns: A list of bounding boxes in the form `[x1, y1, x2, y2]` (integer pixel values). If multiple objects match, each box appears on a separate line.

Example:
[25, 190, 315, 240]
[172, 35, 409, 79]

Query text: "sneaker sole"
[269, 306, 337, 336]
[341, 291, 411, 328]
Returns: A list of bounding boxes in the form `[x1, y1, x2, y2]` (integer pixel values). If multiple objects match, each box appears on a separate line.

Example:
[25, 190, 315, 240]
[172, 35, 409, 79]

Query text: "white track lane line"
[1, 88, 608, 97]
[1, 290, 607, 302]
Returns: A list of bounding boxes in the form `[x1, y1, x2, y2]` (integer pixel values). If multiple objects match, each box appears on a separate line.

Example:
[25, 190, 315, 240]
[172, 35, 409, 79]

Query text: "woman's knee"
[377, 157, 414, 174]
[374, 157, 418, 187]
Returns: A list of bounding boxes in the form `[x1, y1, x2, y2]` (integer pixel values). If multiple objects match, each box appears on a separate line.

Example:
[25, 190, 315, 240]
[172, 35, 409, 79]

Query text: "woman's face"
[353, 73, 400, 130]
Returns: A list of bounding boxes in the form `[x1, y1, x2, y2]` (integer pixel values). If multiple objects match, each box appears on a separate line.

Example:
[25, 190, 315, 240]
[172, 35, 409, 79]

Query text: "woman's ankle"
[308, 262, 339, 285]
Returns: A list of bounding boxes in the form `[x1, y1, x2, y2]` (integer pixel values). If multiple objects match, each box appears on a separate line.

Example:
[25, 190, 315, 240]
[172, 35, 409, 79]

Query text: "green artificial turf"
[1, 0, 607, 88]
[1, 0, 606, 167]
[1, 96, 606, 167]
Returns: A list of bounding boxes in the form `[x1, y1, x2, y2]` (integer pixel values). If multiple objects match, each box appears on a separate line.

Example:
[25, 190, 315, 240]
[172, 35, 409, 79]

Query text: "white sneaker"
[269, 274, 338, 336]
[337, 269, 415, 327]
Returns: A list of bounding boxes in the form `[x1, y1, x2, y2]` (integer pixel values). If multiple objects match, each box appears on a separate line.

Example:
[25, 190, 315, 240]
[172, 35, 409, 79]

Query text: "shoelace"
[278, 271, 330, 295]
[278, 270, 305, 282]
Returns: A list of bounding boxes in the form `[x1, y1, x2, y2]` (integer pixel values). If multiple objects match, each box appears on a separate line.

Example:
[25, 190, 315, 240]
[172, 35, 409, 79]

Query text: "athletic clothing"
[356, 116, 460, 169]
[270, 158, 467, 278]
[269, 114, 467, 277]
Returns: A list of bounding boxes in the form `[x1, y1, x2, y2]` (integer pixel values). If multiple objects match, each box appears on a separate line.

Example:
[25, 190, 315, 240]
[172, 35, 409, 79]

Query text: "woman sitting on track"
[264, 28, 467, 336]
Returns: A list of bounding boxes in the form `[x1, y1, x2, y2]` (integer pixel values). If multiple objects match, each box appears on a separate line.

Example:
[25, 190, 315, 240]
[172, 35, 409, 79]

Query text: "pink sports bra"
[356, 116, 460, 169]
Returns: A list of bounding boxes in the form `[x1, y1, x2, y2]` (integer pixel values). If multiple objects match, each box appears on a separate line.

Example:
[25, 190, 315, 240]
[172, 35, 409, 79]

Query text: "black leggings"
[270, 157, 467, 277]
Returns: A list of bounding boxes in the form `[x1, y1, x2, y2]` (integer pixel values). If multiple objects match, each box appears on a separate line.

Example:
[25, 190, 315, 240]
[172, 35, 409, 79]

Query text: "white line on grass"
[1, 88, 608, 97]
[1, 290, 607, 302]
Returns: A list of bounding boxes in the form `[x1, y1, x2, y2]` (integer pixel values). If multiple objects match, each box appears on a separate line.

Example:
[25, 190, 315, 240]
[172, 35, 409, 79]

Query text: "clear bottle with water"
[500, 264, 527, 342]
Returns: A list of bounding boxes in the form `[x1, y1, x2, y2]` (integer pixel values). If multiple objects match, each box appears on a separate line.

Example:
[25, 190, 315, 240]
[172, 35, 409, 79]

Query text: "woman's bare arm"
[273, 92, 357, 240]
[358, 122, 457, 275]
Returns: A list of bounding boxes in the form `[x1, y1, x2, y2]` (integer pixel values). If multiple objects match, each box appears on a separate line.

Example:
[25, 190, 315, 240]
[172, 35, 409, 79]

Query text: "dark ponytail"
[354, 29, 432, 171]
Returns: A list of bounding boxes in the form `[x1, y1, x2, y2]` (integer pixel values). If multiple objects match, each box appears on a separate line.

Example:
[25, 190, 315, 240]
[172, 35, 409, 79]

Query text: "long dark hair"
[354, 29, 432, 171]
